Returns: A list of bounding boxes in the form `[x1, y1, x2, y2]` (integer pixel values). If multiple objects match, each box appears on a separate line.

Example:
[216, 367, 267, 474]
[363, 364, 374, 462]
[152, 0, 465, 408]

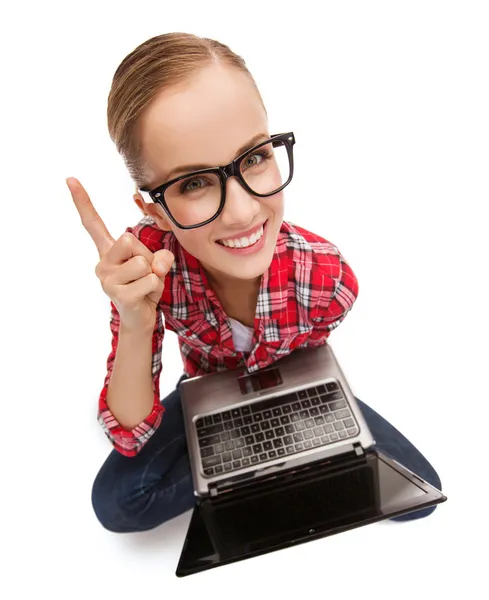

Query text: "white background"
[1, 1, 488, 598]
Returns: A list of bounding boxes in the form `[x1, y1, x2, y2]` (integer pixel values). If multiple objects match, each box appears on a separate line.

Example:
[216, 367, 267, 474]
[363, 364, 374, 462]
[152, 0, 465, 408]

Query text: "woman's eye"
[243, 152, 267, 169]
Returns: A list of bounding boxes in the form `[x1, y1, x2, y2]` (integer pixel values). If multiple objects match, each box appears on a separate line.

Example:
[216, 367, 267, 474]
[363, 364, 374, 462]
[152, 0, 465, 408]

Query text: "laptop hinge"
[208, 443, 366, 498]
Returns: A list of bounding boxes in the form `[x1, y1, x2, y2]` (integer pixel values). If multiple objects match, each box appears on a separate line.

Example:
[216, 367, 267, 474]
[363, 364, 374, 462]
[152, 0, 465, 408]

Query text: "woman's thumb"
[152, 249, 175, 278]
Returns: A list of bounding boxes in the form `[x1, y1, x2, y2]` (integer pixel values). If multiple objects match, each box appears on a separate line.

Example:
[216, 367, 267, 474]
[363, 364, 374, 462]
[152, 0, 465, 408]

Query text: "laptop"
[176, 343, 446, 577]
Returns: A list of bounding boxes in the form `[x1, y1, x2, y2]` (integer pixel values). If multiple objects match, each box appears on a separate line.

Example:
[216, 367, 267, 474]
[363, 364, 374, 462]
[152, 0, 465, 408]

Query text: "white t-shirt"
[228, 317, 254, 352]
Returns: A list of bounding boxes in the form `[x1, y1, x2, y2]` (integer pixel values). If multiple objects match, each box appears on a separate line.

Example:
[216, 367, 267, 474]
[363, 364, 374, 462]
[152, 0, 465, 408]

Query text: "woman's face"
[135, 63, 285, 286]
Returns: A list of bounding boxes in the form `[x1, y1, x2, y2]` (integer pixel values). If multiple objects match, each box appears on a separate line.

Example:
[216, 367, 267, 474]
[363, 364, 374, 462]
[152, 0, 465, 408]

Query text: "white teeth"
[219, 224, 264, 248]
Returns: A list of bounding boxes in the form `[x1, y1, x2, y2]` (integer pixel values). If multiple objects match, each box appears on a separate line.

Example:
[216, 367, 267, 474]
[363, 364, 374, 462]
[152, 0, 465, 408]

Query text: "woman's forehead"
[139, 66, 268, 183]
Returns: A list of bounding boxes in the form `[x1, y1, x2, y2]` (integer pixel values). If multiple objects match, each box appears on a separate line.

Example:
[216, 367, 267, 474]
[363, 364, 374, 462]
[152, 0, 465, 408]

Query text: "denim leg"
[91, 377, 196, 533]
[354, 397, 442, 522]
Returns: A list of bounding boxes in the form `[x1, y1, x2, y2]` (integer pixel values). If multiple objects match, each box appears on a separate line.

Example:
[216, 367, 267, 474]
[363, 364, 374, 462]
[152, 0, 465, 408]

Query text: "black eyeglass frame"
[139, 132, 296, 230]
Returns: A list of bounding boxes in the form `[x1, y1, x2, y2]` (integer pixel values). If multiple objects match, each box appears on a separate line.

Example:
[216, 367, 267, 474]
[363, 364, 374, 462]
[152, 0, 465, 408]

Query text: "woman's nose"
[220, 177, 260, 226]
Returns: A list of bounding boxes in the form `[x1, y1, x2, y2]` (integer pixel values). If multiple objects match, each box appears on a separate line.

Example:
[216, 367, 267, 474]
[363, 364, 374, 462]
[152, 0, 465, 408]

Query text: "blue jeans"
[91, 376, 442, 533]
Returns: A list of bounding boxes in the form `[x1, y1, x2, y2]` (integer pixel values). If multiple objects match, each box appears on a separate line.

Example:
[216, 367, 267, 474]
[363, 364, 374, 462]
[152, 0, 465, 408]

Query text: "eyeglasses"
[139, 132, 296, 229]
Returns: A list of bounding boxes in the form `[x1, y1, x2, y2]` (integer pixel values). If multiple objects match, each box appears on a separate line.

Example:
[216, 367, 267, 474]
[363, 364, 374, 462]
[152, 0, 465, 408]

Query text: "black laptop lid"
[176, 449, 446, 577]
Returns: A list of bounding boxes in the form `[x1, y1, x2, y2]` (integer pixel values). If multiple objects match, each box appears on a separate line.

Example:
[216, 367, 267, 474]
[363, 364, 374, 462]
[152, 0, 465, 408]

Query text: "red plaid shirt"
[98, 217, 359, 456]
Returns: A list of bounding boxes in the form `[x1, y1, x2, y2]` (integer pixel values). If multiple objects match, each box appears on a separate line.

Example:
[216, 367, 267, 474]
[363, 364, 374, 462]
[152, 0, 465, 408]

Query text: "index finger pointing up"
[67, 177, 115, 258]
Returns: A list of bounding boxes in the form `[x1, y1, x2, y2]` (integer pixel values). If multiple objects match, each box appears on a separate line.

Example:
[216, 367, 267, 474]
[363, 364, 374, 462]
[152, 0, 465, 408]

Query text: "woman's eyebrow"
[164, 132, 269, 181]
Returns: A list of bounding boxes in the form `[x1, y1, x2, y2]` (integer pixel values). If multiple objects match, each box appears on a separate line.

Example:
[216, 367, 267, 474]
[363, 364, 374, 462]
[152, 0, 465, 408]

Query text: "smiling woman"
[66, 31, 443, 536]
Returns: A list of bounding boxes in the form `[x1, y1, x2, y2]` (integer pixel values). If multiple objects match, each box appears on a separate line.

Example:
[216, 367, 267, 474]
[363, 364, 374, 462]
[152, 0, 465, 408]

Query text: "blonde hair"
[107, 32, 267, 192]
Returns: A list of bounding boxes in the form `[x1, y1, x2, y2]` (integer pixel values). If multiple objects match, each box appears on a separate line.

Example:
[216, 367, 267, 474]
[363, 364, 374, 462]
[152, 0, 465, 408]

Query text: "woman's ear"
[133, 190, 172, 231]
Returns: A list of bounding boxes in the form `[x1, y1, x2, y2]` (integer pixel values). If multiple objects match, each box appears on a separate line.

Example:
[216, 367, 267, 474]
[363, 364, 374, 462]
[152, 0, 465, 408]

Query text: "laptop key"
[224, 441, 234, 451]
[335, 409, 351, 420]
[204, 416, 213, 426]
[233, 418, 243, 428]
[204, 468, 214, 476]
[330, 433, 339, 441]
[253, 413, 263, 422]
[292, 402, 301, 411]
[282, 405, 292, 414]
[259, 453, 267, 462]
[251, 424, 260, 433]
[278, 448, 286, 456]
[232, 460, 241, 469]
[222, 452, 232, 462]
[232, 449, 243, 459]
[244, 416, 253, 424]
[275, 427, 285, 437]
[196, 418, 205, 429]
[338, 431, 347, 439]
[231, 409, 241, 418]
[295, 422, 305, 431]
[280, 415, 290, 425]
[242, 458, 250, 466]
[235, 438, 245, 448]
[315, 416, 325, 425]
[197, 424, 224, 438]
[221, 431, 231, 442]
[311, 397, 321, 406]
[199, 435, 221, 447]
[298, 390, 308, 400]
[334, 422, 345, 431]
[309, 407, 319, 416]
[230, 429, 241, 439]
[304, 430, 314, 440]
[347, 427, 359, 436]
[317, 385, 327, 394]
[201, 447, 215, 457]
[252, 444, 262, 454]
[284, 435, 293, 445]
[295, 443, 304, 451]
[273, 438, 283, 448]
[255, 432, 265, 442]
[263, 410, 272, 419]
[272, 408, 282, 416]
[213, 414, 222, 423]
[324, 424, 334, 434]
[202, 455, 222, 468]
[251, 455, 259, 464]
[290, 414, 300, 423]
[265, 430, 274, 440]
[241, 406, 251, 415]
[344, 418, 355, 428]
[222, 411, 232, 420]
[260, 421, 271, 430]
[242, 447, 252, 457]
[325, 414, 335, 423]
[214, 443, 223, 454]
[285, 425, 295, 434]
[313, 439, 321, 446]
[321, 435, 329, 444]
[215, 465, 224, 473]
[299, 410, 309, 419]
[305, 419, 314, 428]
[286, 445, 294, 454]
[263, 441, 273, 451]
[224, 463, 232, 472]
[326, 382, 339, 391]
[268, 450, 277, 458]
[329, 400, 347, 411]
[224, 421, 234, 431]
[245, 435, 254, 445]
[270, 418, 280, 428]
[293, 433, 304, 442]
[313, 427, 323, 437]
[304, 441, 313, 449]
[241, 426, 251, 436]
[319, 405, 329, 414]
[301, 399, 311, 409]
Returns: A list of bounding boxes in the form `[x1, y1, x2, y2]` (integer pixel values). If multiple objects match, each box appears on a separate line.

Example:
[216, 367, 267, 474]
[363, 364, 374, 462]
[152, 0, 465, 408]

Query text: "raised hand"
[67, 177, 174, 332]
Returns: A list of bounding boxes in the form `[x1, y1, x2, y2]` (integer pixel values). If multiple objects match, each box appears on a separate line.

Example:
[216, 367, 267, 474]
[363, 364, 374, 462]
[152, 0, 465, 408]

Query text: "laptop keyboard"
[195, 381, 359, 478]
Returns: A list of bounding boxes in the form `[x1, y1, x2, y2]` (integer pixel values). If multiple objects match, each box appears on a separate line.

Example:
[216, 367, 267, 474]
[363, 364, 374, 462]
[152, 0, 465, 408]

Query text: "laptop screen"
[177, 451, 445, 576]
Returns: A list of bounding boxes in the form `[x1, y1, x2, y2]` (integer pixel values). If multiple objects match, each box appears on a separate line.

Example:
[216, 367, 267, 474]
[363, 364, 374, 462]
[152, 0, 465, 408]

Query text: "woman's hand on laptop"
[67, 177, 174, 333]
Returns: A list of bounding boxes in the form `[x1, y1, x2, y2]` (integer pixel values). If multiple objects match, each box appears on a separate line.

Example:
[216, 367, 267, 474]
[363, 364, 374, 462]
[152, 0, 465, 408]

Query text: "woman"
[67, 32, 441, 533]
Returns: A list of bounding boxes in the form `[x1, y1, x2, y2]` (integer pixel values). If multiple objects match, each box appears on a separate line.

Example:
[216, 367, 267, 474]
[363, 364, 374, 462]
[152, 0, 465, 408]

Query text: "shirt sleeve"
[311, 250, 360, 338]
[97, 300, 165, 457]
